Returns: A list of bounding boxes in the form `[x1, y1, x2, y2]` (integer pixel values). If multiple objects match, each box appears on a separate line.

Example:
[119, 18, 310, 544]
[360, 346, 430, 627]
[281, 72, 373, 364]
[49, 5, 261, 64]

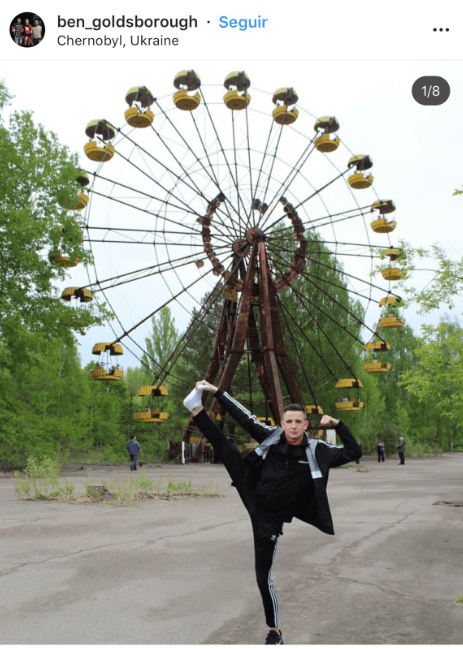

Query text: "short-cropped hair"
[283, 403, 307, 419]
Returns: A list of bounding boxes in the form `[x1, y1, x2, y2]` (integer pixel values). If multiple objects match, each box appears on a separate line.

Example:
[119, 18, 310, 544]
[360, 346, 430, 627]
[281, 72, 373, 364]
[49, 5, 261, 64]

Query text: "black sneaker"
[265, 630, 283, 644]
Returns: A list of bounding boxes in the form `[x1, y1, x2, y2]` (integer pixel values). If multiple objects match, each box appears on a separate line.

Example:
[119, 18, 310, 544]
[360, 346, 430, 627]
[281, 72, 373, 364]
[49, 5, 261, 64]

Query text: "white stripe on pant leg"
[268, 537, 280, 627]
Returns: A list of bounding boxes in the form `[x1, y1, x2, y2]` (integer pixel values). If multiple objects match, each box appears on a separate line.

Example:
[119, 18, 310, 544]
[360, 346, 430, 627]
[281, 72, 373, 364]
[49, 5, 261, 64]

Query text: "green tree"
[85, 368, 129, 454]
[0, 329, 92, 466]
[350, 365, 387, 454]
[0, 81, 115, 467]
[0, 80, 105, 341]
[400, 319, 463, 452]
[125, 366, 152, 396]
[394, 242, 463, 315]
[142, 307, 180, 384]
[379, 187, 463, 316]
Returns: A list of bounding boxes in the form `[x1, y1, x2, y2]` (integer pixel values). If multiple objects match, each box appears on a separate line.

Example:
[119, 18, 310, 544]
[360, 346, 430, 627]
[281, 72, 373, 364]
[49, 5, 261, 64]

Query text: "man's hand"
[195, 379, 218, 394]
[320, 415, 340, 427]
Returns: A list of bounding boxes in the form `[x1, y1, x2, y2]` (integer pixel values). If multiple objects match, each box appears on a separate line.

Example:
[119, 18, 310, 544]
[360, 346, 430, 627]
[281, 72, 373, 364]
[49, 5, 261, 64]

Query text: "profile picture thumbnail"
[10, 12, 45, 47]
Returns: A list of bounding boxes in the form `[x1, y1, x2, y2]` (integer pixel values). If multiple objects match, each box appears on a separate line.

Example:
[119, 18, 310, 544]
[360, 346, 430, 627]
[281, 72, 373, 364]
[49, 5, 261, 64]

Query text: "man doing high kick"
[183, 380, 362, 645]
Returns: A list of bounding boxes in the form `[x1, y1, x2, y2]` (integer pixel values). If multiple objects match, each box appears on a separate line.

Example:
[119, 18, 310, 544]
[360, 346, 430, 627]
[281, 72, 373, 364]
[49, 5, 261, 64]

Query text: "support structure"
[182, 197, 308, 460]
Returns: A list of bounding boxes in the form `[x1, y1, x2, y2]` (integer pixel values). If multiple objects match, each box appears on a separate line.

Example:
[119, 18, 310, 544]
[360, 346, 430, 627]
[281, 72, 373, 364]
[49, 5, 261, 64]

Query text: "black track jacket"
[215, 389, 362, 535]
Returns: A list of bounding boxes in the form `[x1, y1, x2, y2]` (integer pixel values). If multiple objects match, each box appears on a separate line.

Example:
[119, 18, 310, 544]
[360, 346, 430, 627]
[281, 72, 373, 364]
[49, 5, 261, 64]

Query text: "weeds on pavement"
[166, 475, 192, 496]
[13, 456, 74, 500]
[13, 457, 220, 505]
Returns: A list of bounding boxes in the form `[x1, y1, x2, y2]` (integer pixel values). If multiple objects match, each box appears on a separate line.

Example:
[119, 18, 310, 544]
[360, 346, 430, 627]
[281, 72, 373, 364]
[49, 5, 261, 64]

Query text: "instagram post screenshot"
[0, 0, 462, 645]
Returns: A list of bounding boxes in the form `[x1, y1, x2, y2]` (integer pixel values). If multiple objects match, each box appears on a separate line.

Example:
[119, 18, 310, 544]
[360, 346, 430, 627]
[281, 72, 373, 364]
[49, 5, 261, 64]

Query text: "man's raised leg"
[184, 387, 256, 512]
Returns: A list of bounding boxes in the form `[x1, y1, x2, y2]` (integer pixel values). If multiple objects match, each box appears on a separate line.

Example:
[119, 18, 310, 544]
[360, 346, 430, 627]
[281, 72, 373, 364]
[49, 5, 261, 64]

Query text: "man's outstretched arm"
[185, 380, 275, 444]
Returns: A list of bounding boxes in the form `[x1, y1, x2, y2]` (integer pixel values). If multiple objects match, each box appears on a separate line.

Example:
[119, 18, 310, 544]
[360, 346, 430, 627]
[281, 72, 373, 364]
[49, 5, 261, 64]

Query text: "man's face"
[17, 18, 21, 23]
[34, 20, 38, 25]
[281, 409, 308, 444]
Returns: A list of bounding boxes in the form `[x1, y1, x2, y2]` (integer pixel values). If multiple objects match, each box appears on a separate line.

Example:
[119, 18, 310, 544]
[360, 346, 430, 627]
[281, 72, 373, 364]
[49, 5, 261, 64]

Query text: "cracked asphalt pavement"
[1, 454, 462, 644]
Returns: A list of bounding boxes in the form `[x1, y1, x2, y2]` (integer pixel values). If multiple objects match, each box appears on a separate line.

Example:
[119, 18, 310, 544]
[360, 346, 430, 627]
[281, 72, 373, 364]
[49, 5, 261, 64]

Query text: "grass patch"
[454, 596, 463, 604]
[84, 472, 218, 505]
[166, 475, 192, 496]
[13, 457, 221, 506]
[356, 466, 370, 472]
[13, 456, 75, 500]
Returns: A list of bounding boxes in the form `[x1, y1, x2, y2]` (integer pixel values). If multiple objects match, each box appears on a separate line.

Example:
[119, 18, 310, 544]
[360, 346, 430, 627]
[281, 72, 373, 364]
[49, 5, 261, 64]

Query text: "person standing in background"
[397, 437, 405, 465]
[126, 435, 142, 471]
[375, 439, 385, 463]
[355, 439, 362, 464]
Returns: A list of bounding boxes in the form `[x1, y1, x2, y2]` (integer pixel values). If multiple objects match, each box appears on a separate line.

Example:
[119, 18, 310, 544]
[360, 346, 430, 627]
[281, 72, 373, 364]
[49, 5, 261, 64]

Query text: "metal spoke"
[269, 245, 383, 343]
[198, 88, 251, 227]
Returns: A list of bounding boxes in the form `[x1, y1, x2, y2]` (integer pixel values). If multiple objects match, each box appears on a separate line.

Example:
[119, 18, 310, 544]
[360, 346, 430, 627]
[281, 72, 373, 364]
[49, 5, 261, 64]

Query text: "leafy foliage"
[0, 81, 107, 340]
[400, 319, 463, 451]
[391, 241, 463, 315]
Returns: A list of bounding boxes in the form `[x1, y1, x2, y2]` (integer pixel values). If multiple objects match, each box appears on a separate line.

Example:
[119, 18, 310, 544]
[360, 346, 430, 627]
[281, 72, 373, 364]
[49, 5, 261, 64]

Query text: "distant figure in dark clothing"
[376, 439, 385, 462]
[355, 439, 362, 464]
[11, 18, 23, 45]
[126, 435, 142, 471]
[397, 437, 405, 465]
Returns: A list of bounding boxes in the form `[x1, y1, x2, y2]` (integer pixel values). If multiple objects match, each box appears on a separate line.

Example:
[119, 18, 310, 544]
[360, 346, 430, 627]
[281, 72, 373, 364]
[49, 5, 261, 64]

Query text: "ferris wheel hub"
[245, 227, 267, 245]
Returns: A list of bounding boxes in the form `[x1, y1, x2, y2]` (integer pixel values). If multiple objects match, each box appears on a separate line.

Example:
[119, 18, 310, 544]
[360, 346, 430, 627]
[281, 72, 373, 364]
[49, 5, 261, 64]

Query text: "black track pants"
[251, 516, 280, 627]
[194, 409, 280, 628]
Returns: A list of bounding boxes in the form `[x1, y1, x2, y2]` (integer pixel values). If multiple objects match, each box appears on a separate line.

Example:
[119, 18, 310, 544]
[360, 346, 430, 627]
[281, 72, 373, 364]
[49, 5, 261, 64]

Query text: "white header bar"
[1, 0, 461, 61]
